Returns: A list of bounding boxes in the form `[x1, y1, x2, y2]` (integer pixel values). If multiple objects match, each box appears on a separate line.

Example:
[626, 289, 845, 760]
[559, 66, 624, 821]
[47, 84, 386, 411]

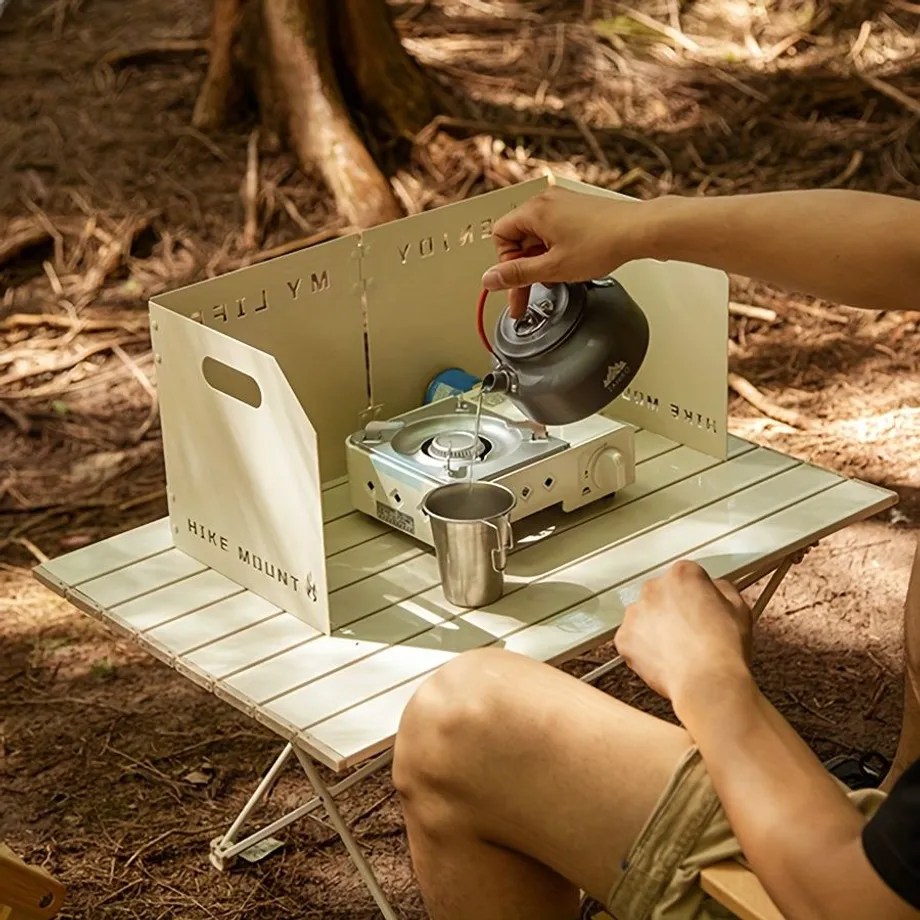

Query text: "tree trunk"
[193, 0, 435, 229]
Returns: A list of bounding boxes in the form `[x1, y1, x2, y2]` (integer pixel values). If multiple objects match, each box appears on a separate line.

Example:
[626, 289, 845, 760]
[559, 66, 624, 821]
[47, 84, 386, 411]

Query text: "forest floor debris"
[1, 0, 918, 917]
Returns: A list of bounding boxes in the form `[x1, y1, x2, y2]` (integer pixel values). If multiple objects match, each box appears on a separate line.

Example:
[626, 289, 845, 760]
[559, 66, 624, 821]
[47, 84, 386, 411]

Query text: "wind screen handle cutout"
[201, 356, 263, 409]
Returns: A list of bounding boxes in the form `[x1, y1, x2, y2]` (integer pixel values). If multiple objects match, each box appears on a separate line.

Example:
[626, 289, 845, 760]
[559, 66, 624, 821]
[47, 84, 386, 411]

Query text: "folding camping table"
[33, 429, 897, 920]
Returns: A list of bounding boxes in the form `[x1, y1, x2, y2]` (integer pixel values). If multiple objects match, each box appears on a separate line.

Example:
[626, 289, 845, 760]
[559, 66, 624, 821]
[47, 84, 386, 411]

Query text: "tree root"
[192, 0, 435, 227]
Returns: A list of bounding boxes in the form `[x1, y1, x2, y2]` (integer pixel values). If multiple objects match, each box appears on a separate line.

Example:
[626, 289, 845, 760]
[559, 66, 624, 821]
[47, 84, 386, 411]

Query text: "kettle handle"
[477, 289, 496, 356]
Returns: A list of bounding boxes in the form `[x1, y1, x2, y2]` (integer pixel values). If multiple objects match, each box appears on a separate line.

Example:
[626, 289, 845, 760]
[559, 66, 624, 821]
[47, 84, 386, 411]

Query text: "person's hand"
[614, 560, 754, 704]
[481, 186, 654, 317]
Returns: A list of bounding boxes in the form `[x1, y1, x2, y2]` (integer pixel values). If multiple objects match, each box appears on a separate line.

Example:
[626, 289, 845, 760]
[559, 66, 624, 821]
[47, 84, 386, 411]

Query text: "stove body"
[346, 392, 635, 545]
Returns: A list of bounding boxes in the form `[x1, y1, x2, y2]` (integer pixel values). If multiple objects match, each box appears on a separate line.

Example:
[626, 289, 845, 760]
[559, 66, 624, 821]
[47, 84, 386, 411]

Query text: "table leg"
[218, 743, 294, 850]
[209, 745, 393, 872]
[293, 748, 402, 920]
[750, 554, 796, 622]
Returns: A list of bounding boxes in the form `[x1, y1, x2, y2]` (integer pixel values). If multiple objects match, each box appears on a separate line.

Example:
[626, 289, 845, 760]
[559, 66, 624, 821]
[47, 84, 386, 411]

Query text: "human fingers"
[482, 251, 560, 319]
[491, 200, 546, 253]
[712, 578, 751, 619]
[712, 578, 754, 663]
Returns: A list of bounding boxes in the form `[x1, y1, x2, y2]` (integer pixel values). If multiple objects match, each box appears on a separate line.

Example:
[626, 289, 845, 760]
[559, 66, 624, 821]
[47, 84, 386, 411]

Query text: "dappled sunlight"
[1, 0, 917, 917]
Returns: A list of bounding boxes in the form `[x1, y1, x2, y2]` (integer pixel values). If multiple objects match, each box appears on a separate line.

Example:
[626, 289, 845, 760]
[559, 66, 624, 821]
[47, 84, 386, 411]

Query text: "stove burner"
[423, 431, 489, 463]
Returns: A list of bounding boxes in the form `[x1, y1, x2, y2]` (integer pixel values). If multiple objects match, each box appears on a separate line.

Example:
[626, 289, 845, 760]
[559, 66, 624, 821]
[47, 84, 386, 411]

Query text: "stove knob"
[590, 447, 626, 493]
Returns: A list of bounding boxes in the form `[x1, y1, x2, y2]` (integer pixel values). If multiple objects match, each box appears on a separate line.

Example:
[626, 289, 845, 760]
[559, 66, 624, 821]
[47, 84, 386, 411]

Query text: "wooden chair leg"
[701, 860, 785, 920]
[0, 845, 65, 920]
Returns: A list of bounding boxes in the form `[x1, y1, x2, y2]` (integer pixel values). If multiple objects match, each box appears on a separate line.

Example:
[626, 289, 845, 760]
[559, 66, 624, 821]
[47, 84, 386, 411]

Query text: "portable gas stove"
[345, 391, 636, 545]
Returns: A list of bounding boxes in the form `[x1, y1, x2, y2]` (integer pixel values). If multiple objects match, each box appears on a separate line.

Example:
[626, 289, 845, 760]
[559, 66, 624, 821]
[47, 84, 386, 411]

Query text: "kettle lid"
[493, 282, 585, 360]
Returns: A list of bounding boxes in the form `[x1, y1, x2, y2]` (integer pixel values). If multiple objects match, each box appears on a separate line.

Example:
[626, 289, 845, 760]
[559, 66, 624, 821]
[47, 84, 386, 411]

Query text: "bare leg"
[883, 538, 920, 792]
[393, 648, 692, 920]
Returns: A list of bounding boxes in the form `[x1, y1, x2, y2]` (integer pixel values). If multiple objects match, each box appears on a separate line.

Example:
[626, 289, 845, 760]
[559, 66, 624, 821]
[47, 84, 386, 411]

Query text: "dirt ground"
[1, 0, 919, 917]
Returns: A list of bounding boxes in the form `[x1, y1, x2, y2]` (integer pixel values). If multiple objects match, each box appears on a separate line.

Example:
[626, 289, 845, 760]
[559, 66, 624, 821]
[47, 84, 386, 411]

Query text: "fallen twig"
[0, 219, 51, 268]
[0, 338, 144, 389]
[237, 227, 349, 267]
[241, 129, 261, 250]
[729, 302, 777, 323]
[728, 372, 812, 430]
[112, 344, 159, 443]
[860, 72, 920, 118]
[12, 536, 48, 564]
[784, 302, 851, 325]
[98, 40, 209, 68]
[76, 213, 157, 307]
[0, 312, 147, 334]
[785, 690, 837, 726]
[620, 7, 701, 53]
[125, 829, 178, 869]
[350, 789, 398, 828]
[0, 400, 32, 434]
[117, 489, 166, 512]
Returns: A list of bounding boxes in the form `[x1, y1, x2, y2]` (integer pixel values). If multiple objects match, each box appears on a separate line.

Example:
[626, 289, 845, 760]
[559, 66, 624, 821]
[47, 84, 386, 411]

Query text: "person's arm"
[615, 562, 920, 920]
[646, 190, 920, 313]
[675, 667, 917, 920]
[482, 186, 920, 317]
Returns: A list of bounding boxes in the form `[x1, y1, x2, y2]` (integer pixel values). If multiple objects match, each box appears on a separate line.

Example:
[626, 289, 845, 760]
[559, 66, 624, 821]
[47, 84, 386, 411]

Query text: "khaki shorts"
[604, 747, 887, 920]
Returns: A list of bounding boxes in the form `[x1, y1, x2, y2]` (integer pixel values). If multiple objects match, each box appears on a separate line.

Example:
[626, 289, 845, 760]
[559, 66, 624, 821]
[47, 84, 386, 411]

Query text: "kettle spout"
[481, 367, 516, 395]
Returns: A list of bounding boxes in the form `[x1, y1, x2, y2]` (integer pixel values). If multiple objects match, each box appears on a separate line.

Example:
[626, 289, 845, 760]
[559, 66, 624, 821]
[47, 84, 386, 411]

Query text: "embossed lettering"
[396, 218, 499, 264]
[236, 297, 246, 318]
[256, 289, 269, 312]
[623, 388, 660, 412]
[311, 270, 329, 293]
[187, 519, 228, 551]
[213, 304, 228, 322]
[287, 278, 302, 299]
[190, 311, 203, 324]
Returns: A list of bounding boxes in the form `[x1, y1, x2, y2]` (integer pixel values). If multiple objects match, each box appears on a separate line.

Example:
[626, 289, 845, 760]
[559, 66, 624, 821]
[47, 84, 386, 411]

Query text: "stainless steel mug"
[421, 481, 516, 608]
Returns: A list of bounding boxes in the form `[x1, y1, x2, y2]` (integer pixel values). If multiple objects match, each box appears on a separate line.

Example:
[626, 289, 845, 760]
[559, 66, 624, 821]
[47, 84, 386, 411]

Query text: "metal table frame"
[207, 547, 808, 920]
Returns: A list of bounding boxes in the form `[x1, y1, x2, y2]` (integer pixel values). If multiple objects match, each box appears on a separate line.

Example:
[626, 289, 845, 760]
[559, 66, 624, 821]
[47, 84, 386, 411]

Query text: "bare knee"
[393, 648, 518, 802]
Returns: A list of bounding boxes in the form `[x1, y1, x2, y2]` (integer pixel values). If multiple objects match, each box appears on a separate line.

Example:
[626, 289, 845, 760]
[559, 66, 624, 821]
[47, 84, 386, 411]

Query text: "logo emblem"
[603, 361, 627, 391]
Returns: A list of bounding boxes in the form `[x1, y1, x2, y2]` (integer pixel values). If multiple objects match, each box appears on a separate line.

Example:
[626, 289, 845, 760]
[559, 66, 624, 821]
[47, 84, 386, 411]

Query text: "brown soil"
[1, 0, 918, 917]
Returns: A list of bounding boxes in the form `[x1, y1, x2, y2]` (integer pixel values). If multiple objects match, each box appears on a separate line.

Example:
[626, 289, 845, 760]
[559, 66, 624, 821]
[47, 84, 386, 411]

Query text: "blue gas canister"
[424, 368, 481, 404]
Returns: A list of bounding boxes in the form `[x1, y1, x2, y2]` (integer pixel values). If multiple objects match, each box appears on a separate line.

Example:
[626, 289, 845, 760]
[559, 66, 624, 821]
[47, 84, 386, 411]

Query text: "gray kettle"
[480, 278, 650, 426]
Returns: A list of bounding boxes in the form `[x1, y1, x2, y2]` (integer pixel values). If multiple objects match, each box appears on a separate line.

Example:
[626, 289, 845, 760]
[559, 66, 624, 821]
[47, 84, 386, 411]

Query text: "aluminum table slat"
[34, 434, 896, 771]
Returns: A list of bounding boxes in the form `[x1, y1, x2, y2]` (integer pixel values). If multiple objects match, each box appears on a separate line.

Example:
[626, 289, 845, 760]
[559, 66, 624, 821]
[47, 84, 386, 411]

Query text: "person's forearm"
[642, 190, 920, 313]
[674, 667, 899, 920]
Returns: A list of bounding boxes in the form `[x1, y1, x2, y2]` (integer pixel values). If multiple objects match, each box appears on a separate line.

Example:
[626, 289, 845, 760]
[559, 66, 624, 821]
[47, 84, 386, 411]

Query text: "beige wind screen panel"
[150, 304, 332, 631]
[552, 176, 729, 458]
[148, 175, 729, 632]
[152, 235, 368, 481]
[361, 178, 551, 418]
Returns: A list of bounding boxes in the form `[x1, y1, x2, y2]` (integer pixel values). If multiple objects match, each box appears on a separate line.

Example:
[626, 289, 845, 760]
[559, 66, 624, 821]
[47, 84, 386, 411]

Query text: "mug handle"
[487, 518, 515, 573]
